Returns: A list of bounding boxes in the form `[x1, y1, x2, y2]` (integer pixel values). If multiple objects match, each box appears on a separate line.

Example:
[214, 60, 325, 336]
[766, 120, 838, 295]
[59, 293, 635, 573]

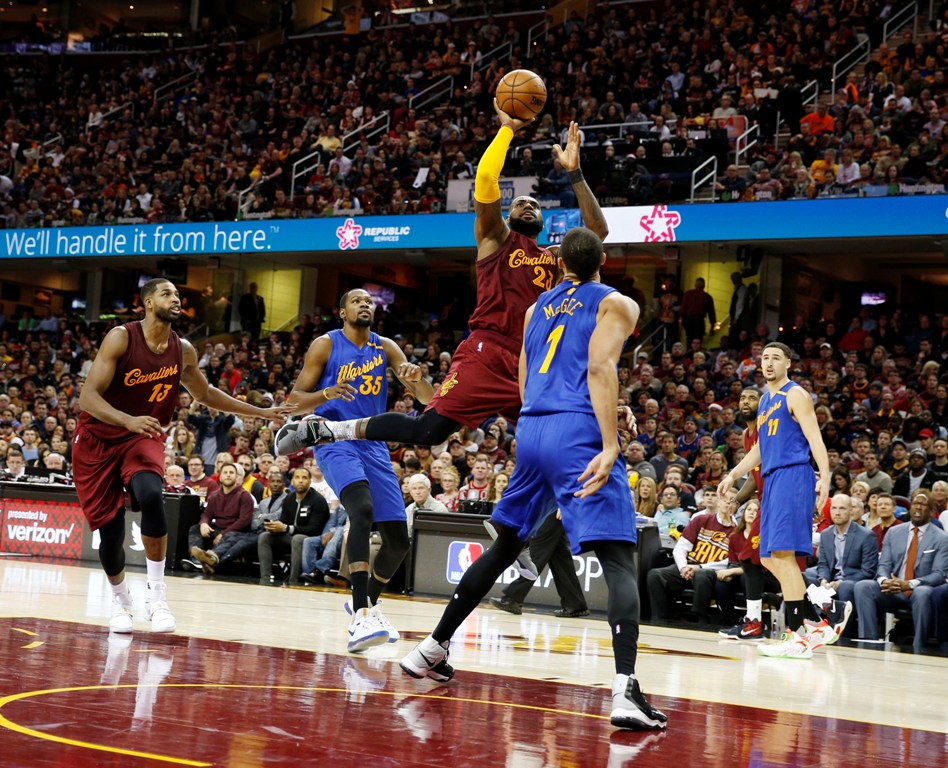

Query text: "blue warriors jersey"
[522, 281, 615, 417]
[314, 329, 388, 420]
[757, 381, 810, 476]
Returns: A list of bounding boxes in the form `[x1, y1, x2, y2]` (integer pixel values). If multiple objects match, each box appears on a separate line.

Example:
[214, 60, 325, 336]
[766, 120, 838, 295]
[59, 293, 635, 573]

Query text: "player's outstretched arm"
[788, 385, 831, 510]
[552, 121, 608, 241]
[473, 100, 533, 259]
[179, 339, 292, 424]
[78, 327, 162, 437]
[577, 294, 638, 498]
[284, 335, 355, 414]
[382, 337, 435, 405]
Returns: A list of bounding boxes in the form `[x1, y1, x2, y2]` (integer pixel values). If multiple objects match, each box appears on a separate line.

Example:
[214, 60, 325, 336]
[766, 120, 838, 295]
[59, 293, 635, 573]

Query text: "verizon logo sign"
[6, 521, 76, 544]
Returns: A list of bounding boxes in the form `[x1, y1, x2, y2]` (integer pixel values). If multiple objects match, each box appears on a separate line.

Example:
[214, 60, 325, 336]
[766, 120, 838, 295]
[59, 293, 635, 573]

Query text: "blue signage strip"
[2, 196, 946, 259]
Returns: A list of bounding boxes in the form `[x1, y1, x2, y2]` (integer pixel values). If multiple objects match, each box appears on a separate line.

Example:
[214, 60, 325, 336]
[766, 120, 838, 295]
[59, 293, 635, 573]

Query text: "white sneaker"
[757, 628, 813, 659]
[145, 583, 176, 633]
[610, 674, 667, 730]
[371, 604, 400, 643]
[347, 607, 390, 653]
[803, 619, 835, 650]
[344, 598, 399, 643]
[399, 635, 455, 682]
[109, 595, 134, 634]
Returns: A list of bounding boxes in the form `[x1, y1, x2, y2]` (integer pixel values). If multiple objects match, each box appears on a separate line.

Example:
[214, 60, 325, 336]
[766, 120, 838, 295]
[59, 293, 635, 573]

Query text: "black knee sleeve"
[130, 471, 167, 538]
[363, 410, 459, 445]
[372, 520, 411, 582]
[98, 511, 127, 577]
[341, 481, 373, 565]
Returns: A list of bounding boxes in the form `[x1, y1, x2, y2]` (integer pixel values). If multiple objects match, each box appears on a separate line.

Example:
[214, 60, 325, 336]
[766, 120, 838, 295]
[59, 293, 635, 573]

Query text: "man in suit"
[854, 490, 948, 651]
[807, 493, 878, 619]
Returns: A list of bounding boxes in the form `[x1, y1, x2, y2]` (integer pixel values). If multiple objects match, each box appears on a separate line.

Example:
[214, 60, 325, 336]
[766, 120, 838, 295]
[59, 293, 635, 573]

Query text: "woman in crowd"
[635, 476, 659, 518]
[436, 466, 461, 512]
[487, 472, 510, 504]
[168, 424, 196, 460]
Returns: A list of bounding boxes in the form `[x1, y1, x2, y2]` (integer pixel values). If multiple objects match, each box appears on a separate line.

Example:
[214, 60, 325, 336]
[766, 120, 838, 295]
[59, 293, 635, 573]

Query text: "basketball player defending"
[719, 342, 831, 659]
[400, 228, 667, 731]
[75, 278, 291, 634]
[278, 289, 434, 652]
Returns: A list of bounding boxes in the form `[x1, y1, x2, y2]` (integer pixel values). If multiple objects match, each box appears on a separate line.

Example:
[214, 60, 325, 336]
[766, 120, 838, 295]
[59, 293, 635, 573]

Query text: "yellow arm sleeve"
[473, 125, 514, 204]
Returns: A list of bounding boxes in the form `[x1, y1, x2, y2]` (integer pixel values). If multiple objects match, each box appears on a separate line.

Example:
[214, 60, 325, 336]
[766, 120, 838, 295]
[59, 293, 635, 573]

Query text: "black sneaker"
[718, 617, 765, 640]
[489, 596, 523, 615]
[610, 675, 667, 731]
[275, 415, 335, 457]
[554, 607, 589, 618]
[300, 571, 325, 585]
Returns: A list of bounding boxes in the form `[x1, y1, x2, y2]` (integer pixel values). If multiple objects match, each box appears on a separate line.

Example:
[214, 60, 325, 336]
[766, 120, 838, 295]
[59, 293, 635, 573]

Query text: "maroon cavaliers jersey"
[79, 321, 182, 441]
[743, 426, 762, 497]
[468, 231, 556, 342]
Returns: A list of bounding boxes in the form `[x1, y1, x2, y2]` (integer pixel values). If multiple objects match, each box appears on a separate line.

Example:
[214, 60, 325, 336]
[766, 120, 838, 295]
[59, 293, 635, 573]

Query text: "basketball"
[495, 69, 547, 121]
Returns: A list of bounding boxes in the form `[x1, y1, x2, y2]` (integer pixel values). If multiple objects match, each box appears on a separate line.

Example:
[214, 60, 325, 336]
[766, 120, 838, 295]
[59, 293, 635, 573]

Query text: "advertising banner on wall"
[1, 496, 86, 559]
[2, 195, 947, 258]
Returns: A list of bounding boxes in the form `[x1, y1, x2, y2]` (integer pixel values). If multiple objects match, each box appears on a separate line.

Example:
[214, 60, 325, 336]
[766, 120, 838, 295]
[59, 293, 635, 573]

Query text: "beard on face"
[155, 306, 178, 323]
[350, 314, 373, 328]
[508, 214, 544, 238]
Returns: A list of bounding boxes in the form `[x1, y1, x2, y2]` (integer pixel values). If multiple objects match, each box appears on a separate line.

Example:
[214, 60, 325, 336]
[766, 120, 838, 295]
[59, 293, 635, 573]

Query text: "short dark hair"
[559, 227, 603, 281]
[763, 341, 794, 360]
[141, 278, 173, 302]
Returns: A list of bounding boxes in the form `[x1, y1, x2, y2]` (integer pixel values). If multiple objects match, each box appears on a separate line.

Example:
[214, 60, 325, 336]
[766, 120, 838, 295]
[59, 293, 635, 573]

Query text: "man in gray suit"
[854, 491, 948, 651]
[809, 494, 879, 610]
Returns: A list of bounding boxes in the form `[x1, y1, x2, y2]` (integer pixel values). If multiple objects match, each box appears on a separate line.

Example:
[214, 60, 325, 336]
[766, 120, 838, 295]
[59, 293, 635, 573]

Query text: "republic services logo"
[336, 218, 363, 250]
[639, 205, 681, 242]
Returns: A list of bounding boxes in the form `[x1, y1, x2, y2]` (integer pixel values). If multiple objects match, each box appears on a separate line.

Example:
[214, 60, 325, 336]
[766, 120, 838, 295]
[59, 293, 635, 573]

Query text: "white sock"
[328, 419, 358, 441]
[746, 599, 762, 622]
[146, 558, 166, 588]
[110, 580, 131, 604]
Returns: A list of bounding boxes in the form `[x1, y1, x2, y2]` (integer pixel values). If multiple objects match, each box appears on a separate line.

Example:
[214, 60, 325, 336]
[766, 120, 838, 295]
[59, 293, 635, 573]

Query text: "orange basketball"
[495, 69, 547, 121]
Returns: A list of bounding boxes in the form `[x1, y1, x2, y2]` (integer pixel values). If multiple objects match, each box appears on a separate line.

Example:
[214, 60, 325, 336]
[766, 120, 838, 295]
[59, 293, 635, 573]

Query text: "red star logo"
[639, 205, 682, 242]
[336, 218, 363, 250]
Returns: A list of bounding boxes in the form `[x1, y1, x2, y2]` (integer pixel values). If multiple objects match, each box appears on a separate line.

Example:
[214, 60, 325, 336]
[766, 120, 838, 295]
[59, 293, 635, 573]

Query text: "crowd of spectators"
[4, 1, 948, 228]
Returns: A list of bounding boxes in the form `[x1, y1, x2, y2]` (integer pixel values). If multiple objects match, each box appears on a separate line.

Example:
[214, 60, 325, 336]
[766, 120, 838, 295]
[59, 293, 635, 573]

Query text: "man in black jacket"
[257, 467, 329, 584]
[894, 449, 940, 498]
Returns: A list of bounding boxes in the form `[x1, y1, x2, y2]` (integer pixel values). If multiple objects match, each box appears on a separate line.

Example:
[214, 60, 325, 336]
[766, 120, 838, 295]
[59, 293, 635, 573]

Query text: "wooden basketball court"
[1, 559, 945, 767]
